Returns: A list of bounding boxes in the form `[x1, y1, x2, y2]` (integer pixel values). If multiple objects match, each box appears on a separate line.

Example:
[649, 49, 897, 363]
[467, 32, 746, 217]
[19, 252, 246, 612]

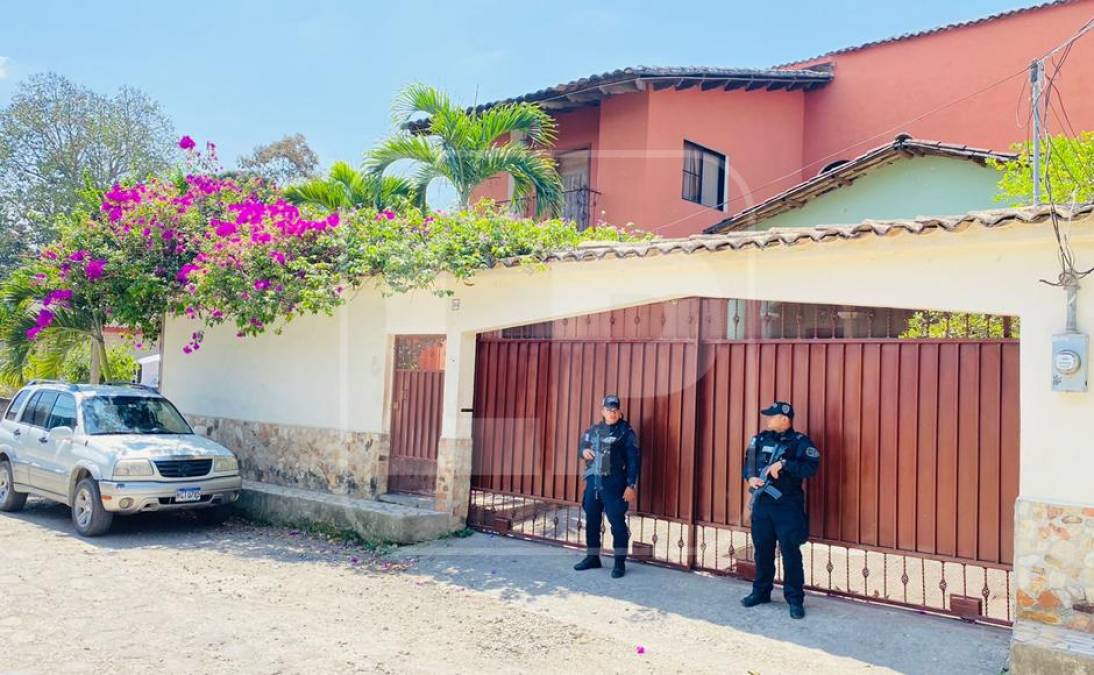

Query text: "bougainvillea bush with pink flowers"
[0, 137, 640, 382]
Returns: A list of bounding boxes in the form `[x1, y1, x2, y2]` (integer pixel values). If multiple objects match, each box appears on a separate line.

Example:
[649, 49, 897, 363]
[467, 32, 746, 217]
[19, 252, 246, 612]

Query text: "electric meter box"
[1052, 332, 1088, 392]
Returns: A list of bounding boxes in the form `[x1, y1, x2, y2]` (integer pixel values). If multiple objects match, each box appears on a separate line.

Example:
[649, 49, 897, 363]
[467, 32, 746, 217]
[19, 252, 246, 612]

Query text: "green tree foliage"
[990, 131, 1094, 205]
[0, 73, 175, 278]
[21, 340, 138, 384]
[284, 161, 417, 211]
[0, 139, 641, 380]
[237, 133, 320, 186]
[899, 311, 1019, 339]
[368, 84, 564, 215]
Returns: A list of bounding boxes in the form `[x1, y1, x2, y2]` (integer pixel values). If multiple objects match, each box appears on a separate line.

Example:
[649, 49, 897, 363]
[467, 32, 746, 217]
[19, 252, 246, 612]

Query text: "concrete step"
[377, 492, 436, 510]
[236, 480, 453, 545]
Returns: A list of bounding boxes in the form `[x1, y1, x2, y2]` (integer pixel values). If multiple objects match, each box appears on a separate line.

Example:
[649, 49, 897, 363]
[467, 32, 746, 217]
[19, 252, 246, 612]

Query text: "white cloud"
[0, 57, 10, 79]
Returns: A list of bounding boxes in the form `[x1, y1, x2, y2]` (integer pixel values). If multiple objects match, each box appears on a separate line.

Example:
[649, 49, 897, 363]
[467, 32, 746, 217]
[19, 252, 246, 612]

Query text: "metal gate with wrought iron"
[469, 298, 1019, 625]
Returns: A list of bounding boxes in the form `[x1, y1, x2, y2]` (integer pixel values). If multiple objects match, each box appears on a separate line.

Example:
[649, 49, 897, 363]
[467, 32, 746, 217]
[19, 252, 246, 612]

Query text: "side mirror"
[48, 426, 74, 442]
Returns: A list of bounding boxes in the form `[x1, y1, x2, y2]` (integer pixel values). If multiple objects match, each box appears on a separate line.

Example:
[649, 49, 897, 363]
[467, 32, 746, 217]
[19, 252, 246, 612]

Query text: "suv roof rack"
[25, 379, 79, 391]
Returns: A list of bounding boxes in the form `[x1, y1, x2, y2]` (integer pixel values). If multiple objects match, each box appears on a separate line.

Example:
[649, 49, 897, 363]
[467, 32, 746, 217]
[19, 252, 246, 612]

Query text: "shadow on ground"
[6, 499, 1010, 674]
[4, 498, 402, 570]
[396, 532, 1012, 675]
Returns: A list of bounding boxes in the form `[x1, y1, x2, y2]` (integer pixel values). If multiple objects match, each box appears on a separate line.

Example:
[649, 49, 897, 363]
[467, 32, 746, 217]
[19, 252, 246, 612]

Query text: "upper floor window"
[682, 141, 726, 210]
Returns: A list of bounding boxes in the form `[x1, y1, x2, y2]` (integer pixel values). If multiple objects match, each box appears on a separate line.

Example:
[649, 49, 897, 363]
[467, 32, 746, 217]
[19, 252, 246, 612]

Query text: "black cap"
[602, 394, 621, 410]
[761, 401, 794, 418]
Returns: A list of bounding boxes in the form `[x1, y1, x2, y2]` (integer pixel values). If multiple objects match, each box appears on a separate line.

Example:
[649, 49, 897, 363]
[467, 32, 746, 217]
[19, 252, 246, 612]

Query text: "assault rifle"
[748, 443, 788, 510]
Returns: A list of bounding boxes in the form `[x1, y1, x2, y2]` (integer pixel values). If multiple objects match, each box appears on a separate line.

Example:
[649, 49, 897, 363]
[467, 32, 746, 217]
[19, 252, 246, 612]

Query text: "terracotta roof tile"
[499, 203, 1093, 268]
[705, 135, 1017, 233]
[776, 1, 1076, 67]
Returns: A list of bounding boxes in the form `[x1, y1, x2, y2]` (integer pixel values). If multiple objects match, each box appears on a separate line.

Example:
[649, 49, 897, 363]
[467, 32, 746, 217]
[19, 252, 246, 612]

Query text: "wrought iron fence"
[469, 487, 1014, 626]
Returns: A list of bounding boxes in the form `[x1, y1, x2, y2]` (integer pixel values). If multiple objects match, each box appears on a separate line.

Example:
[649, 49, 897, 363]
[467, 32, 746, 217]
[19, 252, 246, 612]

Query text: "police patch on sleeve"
[805, 446, 820, 458]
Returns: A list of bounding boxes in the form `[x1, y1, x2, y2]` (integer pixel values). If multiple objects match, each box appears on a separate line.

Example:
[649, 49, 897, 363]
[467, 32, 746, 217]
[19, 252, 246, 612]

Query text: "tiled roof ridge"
[775, 0, 1076, 67]
[497, 203, 1093, 267]
[704, 134, 1019, 233]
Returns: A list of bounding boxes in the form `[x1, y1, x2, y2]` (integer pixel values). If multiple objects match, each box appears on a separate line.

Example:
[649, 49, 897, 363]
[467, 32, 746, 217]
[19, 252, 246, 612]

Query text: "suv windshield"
[83, 396, 193, 435]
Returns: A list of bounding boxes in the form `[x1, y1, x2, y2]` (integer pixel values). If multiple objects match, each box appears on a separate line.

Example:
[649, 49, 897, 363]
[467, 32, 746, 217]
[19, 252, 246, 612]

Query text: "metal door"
[388, 336, 445, 495]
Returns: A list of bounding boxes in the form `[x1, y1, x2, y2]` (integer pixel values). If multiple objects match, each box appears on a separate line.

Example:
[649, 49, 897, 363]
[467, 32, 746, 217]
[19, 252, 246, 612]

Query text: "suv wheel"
[71, 478, 113, 537]
[0, 460, 28, 512]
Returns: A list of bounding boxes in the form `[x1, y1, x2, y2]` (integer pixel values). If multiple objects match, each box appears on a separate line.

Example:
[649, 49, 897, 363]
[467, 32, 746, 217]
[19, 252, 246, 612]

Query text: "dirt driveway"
[0, 499, 1009, 674]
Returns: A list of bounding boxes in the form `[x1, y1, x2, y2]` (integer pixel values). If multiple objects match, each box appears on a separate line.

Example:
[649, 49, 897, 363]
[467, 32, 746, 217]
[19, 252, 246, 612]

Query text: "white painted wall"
[163, 216, 1094, 505]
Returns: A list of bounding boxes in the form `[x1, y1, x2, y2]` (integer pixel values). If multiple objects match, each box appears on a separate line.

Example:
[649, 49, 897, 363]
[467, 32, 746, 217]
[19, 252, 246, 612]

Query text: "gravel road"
[0, 498, 1009, 674]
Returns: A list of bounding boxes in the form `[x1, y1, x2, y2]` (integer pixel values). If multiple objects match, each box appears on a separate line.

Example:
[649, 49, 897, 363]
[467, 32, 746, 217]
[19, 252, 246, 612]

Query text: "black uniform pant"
[582, 480, 630, 559]
[751, 497, 809, 605]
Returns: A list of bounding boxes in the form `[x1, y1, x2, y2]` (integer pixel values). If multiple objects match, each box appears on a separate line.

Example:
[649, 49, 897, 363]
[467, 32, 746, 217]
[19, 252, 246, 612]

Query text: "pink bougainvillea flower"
[69, 250, 87, 262]
[179, 135, 196, 150]
[85, 258, 107, 281]
[43, 250, 57, 261]
[33, 308, 54, 330]
[26, 326, 43, 341]
[182, 344, 193, 354]
[213, 219, 238, 237]
[635, 646, 646, 655]
[270, 250, 286, 265]
[176, 264, 202, 284]
[326, 213, 340, 228]
[43, 289, 73, 307]
[254, 279, 271, 292]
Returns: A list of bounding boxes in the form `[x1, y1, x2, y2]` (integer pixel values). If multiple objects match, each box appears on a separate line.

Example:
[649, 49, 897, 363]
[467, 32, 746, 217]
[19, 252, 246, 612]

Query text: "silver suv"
[0, 382, 242, 536]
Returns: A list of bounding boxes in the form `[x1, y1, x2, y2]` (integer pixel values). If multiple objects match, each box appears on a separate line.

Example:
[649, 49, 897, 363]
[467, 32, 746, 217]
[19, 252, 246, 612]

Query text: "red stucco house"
[473, 0, 1094, 237]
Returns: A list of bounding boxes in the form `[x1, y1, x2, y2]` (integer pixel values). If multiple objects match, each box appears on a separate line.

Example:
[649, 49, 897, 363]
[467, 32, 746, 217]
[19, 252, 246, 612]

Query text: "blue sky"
[0, 0, 1040, 174]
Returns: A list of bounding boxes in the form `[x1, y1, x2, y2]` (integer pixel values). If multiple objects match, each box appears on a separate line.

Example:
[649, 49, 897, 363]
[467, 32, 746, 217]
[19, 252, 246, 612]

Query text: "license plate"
[175, 487, 202, 503]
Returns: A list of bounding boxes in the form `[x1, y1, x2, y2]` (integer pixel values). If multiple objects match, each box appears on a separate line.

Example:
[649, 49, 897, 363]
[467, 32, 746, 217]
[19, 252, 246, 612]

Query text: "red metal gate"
[388, 336, 445, 495]
[470, 298, 1019, 624]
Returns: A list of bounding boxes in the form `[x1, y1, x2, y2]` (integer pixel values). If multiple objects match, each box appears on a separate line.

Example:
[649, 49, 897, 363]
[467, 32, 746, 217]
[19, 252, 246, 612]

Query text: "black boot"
[573, 555, 602, 571]
[789, 604, 805, 619]
[611, 557, 626, 579]
[740, 592, 771, 608]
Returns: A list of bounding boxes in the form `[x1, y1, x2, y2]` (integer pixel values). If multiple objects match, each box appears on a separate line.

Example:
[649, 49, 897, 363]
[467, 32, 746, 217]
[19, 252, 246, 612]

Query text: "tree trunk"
[89, 331, 110, 384]
[89, 338, 102, 385]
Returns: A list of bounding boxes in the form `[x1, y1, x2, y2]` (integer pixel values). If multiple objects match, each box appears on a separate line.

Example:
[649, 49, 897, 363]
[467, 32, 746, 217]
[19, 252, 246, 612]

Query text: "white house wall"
[165, 220, 1094, 505]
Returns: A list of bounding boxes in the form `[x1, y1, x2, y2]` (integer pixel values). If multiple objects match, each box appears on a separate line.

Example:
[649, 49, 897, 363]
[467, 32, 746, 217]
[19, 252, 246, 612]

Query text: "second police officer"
[740, 401, 821, 619]
[572, 394, 640, 579]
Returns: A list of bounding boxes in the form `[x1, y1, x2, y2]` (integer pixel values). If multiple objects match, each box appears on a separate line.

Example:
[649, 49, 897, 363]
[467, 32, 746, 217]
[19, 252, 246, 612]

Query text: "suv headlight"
[213, 456, 239, 473]
[113, 459, 154, 478]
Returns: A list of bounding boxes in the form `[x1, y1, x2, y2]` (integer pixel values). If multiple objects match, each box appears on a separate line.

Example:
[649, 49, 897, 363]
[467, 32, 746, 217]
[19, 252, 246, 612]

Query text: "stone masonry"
[434, 437, 472, 528]
[190, 414, 389, 500]
[1011, 496, 1094, 672]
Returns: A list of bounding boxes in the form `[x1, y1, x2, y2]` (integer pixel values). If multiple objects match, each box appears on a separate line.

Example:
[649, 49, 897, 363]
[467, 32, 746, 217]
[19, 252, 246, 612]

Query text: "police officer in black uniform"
[572, 394, 640, 579]
[740, 401, 821, 619]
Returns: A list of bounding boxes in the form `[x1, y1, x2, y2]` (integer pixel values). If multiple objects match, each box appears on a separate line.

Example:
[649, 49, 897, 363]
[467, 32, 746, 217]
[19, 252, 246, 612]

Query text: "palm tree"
[283, 161, 418, 211]
[0, 271, 112, 387]
[367, 84, 564, 216]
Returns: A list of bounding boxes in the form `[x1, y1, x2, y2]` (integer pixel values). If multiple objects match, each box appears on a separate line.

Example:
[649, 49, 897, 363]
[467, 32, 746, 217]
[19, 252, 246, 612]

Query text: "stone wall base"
[189, 414, 389, 500]
[1011, 496, 1094, 674]
[434, 437, 472, 528]
[1011, 622, 1094, 675]
[237, 480, 452, 545]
